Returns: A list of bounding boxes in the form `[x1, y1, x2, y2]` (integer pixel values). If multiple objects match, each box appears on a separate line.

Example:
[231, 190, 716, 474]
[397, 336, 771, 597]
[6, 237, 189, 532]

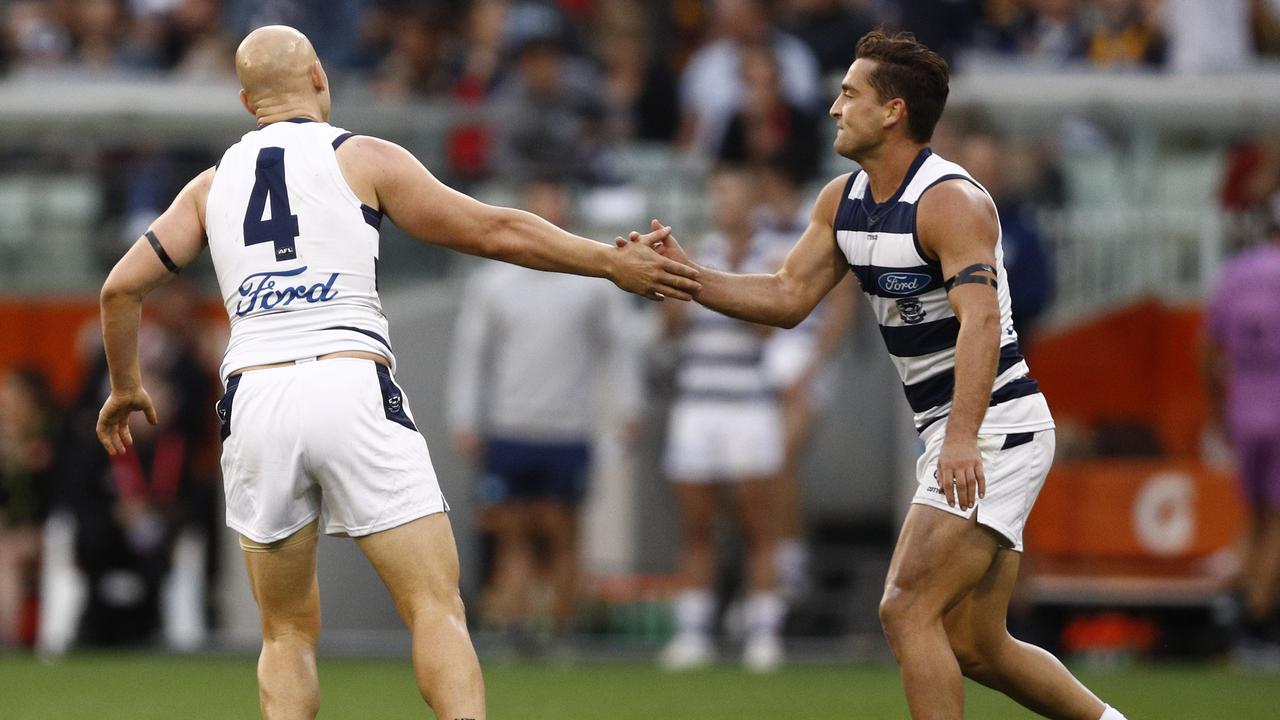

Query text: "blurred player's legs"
[242, 520, 322, 720]
[356, 512, 485, 719]
[880, 507, 1114, 719]
[1235, 439, 1280, 658]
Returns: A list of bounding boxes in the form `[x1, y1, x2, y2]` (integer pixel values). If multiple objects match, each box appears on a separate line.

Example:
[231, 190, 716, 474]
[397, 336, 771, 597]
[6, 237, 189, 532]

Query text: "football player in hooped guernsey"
[637, 31, 1128, 720]
[94, 25, 699, 720]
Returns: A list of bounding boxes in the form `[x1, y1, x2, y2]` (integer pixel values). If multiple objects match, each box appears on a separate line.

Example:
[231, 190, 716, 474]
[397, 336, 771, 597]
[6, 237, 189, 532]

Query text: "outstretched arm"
[916, 179, 1002, 510]
[647, 173, 853, 328]
[97, 168, 213, 455]
[339, 136, 699, 301]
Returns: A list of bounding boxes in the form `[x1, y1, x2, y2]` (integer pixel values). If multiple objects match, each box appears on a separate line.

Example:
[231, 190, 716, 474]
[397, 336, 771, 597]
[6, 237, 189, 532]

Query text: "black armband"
[943, 262, 996, 292]
[146, 230, 181, 274]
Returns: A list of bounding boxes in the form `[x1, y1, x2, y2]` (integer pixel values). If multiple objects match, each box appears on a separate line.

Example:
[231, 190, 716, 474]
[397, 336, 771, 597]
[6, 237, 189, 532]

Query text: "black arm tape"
[146, 230, 181, 274]
[944, 262, 996, 292]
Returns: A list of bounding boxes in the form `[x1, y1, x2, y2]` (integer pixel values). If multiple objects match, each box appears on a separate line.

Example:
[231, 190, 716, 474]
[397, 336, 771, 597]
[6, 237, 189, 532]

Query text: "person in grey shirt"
[447, 180, 642, 647]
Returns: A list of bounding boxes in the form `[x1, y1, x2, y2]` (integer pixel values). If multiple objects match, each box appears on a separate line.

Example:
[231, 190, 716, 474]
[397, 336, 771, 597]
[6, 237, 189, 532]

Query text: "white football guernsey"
[205, 119, 394, 381]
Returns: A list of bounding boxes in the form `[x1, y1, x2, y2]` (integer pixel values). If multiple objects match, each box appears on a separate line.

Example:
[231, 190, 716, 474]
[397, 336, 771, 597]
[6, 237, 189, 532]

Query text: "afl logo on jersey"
[878, 272, 932, 296]
[897, 297, 926, 324]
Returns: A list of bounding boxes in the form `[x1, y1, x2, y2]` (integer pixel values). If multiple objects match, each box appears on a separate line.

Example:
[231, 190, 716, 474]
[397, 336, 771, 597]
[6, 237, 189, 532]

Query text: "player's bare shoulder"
[812, 172, 856, 225]
[915, 177, 998, 260]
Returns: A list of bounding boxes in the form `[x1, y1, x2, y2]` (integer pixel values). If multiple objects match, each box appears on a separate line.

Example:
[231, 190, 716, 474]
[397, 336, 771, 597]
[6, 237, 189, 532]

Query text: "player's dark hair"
[854, 30, 950, 144]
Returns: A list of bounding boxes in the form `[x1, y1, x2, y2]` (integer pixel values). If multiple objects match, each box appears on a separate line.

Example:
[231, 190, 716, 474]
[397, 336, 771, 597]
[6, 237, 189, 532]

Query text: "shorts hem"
[227, 513, 321, 546]
[909, 497, 1023, 552]
[324, 502, 448, 538]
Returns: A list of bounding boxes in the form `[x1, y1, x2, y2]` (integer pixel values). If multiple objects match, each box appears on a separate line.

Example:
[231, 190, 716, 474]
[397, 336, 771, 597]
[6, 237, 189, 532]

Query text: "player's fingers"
[144, 402, 158, 426]
[961, 465, 975, 510]
[976, 462, 987, 500]
[121, 423, 134, 450]
[652, 283, 692, 302]
[645, 291, 666, 302]
[662, 258, 700, 281]
[652, 218, 664, 232]
[615, 236, 627, 248]
[938, 466, 955, 507]
[96, 420, 114, 455]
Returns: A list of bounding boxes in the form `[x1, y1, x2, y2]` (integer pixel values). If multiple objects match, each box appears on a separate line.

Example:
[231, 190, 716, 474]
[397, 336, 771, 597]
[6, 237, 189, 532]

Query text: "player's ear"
[310, 61, 327, 93]
[884, 98, 905, 129]
[239, 89, 256, 117]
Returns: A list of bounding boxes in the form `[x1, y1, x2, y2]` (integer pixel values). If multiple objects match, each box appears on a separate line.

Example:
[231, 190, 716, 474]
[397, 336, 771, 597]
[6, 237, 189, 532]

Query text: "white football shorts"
[663, 399, 784, 483]
[912, 428, 1055, 552]
[217, 358, 447, 544]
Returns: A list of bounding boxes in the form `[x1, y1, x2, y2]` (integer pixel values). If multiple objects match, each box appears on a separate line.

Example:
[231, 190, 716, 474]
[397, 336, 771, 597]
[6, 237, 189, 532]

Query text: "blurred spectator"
[678, 0, 821, 155]
[1163, 0, 1254, 73]
[955, 130, 1055, 349]
[1022, 0, 1088, 65]
[659, 167, 785, 673]
[752, 161, 857, 608]
[447, 180, 642, 649]
[0, 368, 56, 648]
[594, 0, 679, 143]
[1083, 0, 1164, 69]
[490, 8, 610, 183]
[444, 0, 509, 183]
[1257, 0, 1280, 57]
[5, 0, 73, 68]
[1203, 224, 1280, 663]
[777, 0, 878, 77]
[968, 0, 1033, 57]
[372, 5, 449, 101]
[717, 43, 824, 183]
[896, 0, 981, 63]
[59, 282, 218, 647]
[1220, 133, 1280, 248]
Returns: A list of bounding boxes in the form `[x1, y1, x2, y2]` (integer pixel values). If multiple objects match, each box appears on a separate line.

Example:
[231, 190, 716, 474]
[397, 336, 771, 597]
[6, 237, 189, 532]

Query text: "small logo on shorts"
[388, 394, 402, 411]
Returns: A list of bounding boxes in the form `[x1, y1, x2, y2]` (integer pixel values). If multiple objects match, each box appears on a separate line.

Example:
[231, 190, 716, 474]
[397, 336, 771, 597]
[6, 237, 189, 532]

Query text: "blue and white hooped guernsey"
[834, 148, 1054, 438]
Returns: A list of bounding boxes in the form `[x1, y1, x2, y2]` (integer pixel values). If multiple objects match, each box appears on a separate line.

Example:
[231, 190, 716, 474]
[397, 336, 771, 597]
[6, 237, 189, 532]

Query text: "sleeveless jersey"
[205, 119, 393, 381]
[675, 232, 776, 403]
[833, 148, 1053, 437]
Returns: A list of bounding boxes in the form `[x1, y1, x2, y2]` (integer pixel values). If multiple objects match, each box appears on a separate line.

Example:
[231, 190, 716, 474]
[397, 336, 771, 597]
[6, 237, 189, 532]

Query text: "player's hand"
[935, 435, 985, 510]
[619, 218, 697, 270]
[96, 387, 158, 456]
[610, 223, 700, 301]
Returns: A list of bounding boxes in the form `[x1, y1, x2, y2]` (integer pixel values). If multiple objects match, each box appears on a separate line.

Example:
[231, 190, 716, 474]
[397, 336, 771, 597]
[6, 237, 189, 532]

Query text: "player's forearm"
[945, 312, 1001, 440]
[100, 285, 145, 393]
[694, 266, 804, 328]
[485, 208, 616, 281]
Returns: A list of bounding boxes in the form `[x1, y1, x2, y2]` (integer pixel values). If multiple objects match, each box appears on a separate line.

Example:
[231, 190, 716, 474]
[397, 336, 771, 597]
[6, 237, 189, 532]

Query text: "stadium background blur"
[3, 0, 1280, 717]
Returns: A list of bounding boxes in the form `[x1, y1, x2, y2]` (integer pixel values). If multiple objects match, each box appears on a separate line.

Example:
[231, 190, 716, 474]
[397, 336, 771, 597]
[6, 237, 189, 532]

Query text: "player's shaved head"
[235, 26, 330, 123]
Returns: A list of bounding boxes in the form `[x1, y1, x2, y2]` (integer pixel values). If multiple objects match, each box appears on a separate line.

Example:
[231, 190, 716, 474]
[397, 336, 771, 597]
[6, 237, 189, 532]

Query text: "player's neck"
[254, 99, 323, 127]
[861, 142, 929, 204]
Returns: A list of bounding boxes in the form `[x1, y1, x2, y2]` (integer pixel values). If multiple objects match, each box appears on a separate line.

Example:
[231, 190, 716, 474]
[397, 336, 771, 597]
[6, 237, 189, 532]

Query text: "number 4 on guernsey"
[243, 146, 300, 261]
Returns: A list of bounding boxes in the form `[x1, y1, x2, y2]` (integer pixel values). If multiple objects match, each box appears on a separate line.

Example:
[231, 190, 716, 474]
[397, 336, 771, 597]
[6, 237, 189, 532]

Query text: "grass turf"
[0, 653, 1276, 718]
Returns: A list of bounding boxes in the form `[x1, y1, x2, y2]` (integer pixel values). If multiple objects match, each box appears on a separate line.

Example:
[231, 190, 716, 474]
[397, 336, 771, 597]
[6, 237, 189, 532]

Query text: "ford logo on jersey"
[235, 266, 340, 317]
[878, 272, 932, 296]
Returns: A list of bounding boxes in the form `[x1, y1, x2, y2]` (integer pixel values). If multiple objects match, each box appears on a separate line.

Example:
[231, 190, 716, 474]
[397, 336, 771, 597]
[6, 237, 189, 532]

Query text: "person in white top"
[94, 26, 698, 720]
[634, 30, 1127, 720]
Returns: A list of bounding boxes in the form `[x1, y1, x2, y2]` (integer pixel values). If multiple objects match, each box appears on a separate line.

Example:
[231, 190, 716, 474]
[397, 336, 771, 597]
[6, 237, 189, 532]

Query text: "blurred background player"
[1204, 219, 1280, 664]
[754, 160, 857, 607]
[448, 178, 642, 653]
[0, 368, 56, 649]
[659, 166, 785, 673]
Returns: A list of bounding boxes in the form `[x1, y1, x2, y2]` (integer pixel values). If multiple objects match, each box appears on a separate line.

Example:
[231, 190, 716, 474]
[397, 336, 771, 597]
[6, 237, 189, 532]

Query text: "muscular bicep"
[776, 174, 853, 318]
[917, 180, 1000, 321]
[357, 138, 501, 254]
[103, 168, 211, 298]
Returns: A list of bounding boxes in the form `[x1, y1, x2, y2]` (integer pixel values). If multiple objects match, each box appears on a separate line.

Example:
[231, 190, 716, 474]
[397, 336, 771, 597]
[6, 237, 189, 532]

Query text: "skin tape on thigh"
[239, 519, 320, 552]
[944, 262, 998, 292]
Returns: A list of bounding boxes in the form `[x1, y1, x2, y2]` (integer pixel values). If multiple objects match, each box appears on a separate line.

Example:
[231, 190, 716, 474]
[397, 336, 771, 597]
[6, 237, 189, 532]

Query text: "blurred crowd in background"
[2, 0, 1280, 670]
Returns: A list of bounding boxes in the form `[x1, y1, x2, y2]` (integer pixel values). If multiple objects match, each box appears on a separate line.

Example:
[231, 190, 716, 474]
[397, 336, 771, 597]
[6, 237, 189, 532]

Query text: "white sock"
[744, 591, 785, 639]
[1099, 704, 1128, 720]
[673, 589, 714, 638]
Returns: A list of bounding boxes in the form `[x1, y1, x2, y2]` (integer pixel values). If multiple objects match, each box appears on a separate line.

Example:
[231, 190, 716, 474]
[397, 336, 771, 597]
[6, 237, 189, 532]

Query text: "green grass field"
[0, 653, 1275, 718]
